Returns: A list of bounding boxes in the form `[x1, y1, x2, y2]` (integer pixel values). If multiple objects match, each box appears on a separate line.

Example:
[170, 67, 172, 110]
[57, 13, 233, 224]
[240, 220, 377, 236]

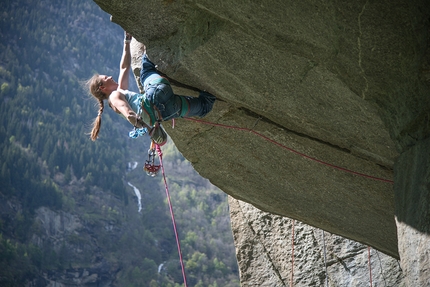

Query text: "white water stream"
[127, 161, 142, 212]
[158, 263, 164, 274]
[127, 182, 142, 212]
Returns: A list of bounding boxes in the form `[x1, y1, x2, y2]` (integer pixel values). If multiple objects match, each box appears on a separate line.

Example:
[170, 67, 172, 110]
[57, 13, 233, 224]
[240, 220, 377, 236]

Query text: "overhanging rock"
[96, 0, 430, 259]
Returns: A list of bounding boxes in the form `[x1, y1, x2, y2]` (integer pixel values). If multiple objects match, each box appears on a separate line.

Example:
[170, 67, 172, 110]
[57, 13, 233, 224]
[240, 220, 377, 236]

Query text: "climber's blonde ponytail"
[86, 74, 107, 141]
[90, 100, 104, 141]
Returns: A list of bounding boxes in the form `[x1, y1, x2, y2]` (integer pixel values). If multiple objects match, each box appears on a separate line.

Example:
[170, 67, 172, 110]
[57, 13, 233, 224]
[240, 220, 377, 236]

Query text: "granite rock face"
[28, 202, 120, 286]
[229, 198, 404, 287]
[394, 137, 430, 287]
[95, 0, 430, 284]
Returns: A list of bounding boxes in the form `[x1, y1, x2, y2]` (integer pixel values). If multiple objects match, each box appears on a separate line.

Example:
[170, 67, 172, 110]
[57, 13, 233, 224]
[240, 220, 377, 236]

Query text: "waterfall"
[127, 182, 142, 212]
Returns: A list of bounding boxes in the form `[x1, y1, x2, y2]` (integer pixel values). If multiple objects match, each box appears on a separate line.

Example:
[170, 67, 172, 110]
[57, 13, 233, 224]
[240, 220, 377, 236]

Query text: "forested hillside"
[0, 0, 239, 286]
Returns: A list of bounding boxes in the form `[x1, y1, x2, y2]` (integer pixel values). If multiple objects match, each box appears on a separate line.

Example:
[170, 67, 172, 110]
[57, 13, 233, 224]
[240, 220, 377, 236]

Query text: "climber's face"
[98, 75, 118, 95]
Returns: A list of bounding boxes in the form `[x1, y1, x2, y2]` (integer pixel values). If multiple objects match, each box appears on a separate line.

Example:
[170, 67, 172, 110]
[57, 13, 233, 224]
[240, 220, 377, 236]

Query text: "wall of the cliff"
[229, 198, 405, 286]
[395, 137, 430, 286]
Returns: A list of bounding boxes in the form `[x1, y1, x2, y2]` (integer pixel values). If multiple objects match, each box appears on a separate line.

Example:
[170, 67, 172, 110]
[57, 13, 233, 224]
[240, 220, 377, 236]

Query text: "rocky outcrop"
[0, 196, 121, 287]
[29, 200, 120, 286]
[230, 198, 404, 286]
[96, 0, 430, 284]
[395, 137, 430, 286]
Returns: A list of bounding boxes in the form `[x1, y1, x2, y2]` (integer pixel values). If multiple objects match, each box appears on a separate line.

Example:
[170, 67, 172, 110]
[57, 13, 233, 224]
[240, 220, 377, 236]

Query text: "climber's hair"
[86, 74, 107, 141]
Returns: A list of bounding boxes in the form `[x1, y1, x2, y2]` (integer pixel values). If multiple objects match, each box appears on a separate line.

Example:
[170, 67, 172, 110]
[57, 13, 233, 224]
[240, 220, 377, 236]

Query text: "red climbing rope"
[368, 246, 373, 287]
[182, 116, 388, 286]
[155, 144, 188, 287]
[290, 219, 295, 287]
[322, 230, 329, 287]
[184, 118, 394, 184]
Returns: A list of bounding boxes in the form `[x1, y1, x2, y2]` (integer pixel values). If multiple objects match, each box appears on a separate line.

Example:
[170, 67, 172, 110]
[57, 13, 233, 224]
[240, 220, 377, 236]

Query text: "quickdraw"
[143, 141, 161, 177]
[129, 126, 147, 138]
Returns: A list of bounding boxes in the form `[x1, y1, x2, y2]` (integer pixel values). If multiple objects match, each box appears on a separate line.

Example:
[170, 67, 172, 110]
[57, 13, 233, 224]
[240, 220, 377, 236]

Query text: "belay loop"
[144, 142, 161, 177]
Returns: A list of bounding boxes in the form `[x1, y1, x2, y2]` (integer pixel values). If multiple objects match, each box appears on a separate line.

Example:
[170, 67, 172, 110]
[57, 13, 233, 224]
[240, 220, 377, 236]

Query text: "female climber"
[86, 32, 216, 144]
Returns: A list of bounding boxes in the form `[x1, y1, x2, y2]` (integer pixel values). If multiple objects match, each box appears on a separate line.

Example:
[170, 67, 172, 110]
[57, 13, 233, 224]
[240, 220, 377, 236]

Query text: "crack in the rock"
[236, 200, 288, 287]
[238, 107, 395, 170]
[162, 73, 392, 170]
[158, 71, 227, 103]
[161, 73, 348, 155]
[238, 107, 352, 154]
[326, 246, 368, 268]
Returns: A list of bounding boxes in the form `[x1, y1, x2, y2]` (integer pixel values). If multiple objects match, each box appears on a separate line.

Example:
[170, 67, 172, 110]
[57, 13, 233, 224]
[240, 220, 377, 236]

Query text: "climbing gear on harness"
[143, 142, 161, 177]
[149, 121, 168, 146]
[129, 126, 148, 138]
[128, 116, 149, 138]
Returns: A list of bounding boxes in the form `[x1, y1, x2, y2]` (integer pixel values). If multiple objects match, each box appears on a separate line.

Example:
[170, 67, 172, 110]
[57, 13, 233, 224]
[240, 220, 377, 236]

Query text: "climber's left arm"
[117, 32, 132, 90]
